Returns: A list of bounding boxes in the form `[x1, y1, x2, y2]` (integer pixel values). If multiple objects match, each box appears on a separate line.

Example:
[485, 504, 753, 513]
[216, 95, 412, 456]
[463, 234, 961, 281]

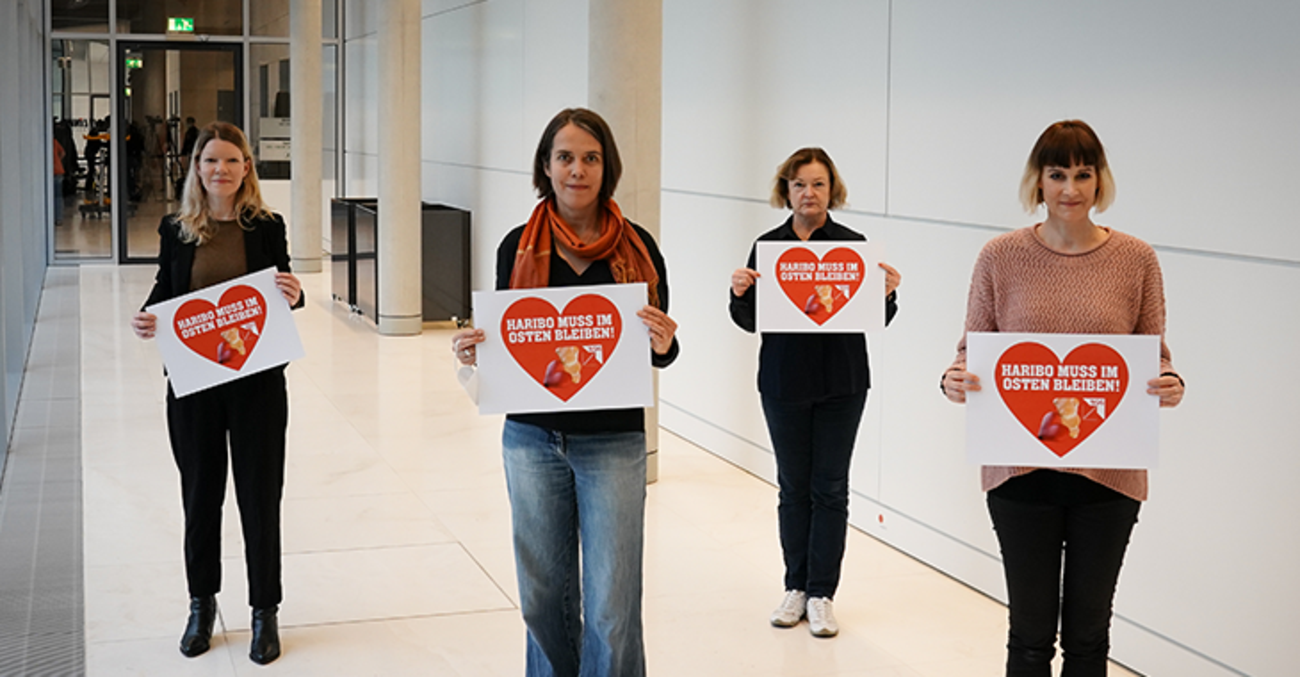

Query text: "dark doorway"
[116, 41, 243, 263]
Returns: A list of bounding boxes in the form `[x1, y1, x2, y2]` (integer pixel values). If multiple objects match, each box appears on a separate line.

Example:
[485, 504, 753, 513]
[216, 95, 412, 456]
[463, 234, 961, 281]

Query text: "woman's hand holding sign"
[730, 268, 759, 297]
[880, 262, 901, 296]
[275, 272, 302, 306]
[1146, 374, 1184, 408]
[637, 305, 677, 356]
[132, 312, 158, 340]
[451, 327, 486, 367]
[942, 369, 981, 404]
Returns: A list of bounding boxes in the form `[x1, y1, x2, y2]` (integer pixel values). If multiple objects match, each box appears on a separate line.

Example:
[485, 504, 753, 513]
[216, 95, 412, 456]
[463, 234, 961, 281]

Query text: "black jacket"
[144, 212, 306, 310]
[494, 220, 678, 434]
[729, 215, 897, 402]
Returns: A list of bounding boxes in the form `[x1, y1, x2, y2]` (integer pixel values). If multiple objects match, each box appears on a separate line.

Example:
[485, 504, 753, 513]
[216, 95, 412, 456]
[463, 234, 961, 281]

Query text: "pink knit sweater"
[950, 225, 1177, 501]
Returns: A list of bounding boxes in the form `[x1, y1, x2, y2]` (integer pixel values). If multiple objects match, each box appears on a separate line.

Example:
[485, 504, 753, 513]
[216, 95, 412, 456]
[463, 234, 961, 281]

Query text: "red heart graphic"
[995, 342, 1128, 457]
[500, 294, 622, 402]
[775, 247, 866, 325]
[174, 285, 268, 372]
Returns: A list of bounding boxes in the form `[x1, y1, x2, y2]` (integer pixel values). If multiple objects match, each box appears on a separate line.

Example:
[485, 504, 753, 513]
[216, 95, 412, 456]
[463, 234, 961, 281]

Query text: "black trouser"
[760, 390, 867, 599]
[987, 476, 1140, 677]
[166, 368, 288, 609]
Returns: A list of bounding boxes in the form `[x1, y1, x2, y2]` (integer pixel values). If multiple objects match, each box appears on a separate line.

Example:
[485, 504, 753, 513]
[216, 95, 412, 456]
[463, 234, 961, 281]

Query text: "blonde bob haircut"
[1019, 119, 1116, 214]
[770, 147, 848, 211]
[176, 121, 273, 244]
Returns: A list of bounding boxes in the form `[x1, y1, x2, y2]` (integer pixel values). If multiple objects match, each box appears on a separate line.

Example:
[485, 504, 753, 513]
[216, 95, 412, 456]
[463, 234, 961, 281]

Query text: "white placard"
[147, 267, 305, 398]
[966, 332, 1161, 468]
[755, 241, 885, 333]
[473, 283, 653, 415]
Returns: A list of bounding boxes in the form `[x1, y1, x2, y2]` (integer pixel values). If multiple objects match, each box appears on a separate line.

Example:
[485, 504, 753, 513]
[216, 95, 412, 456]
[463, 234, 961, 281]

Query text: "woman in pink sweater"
[941, 120, 1184, 677]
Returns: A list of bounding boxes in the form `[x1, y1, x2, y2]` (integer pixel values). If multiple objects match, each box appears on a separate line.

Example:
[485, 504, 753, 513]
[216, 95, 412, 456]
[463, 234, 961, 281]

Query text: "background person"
[729, 147, 900, 637]
[130, 121, 304, 666]
[940, 120, 1184, 677]
[53, 135, 65, 224]
[450, 107, 678, 677]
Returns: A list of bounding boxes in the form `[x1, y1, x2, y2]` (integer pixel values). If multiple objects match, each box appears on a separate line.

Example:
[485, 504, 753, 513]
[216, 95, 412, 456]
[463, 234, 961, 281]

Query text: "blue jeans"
[502, 419, 647, 677]
[761, 390, 868, 599]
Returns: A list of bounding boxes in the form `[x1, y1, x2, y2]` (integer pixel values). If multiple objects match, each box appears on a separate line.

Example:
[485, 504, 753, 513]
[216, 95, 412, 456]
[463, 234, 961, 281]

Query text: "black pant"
[166, 369, 288, 609]
[760, 390, 867, 599]
[987, 476, 1140, 677]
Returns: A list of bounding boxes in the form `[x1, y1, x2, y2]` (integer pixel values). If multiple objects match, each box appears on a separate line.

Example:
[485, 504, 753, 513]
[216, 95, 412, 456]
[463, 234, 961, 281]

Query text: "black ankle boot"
[179, 595, 216, 657]
[249, 606, 281, 665]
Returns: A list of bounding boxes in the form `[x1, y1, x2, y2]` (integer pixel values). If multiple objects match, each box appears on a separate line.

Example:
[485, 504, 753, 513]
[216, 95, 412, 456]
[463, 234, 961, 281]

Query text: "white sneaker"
[806, 597, 839, 637]
[769, 590, 807, 627]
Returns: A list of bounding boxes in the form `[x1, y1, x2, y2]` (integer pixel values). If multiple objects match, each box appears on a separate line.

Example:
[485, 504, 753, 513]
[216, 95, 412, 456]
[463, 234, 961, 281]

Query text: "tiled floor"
[78, 265, 1141, 676]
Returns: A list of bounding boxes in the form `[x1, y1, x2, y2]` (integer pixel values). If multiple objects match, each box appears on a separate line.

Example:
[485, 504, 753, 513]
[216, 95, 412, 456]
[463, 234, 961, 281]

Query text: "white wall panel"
[344, 0, 378, 40]
[422, 0, 529, 170]
[889, 0, 1300, 262]
[419, 0, 588, 294]
[1108, 252, 1299, 677]
[863, 216, 998, 546]
[343, 32, 378, 159]
[657, 193, 776, 468]
[344, 152, 378, 198]
[662, 0, 889, 211]
[423, 7, 481, 166]
[520, 0, 588, 149]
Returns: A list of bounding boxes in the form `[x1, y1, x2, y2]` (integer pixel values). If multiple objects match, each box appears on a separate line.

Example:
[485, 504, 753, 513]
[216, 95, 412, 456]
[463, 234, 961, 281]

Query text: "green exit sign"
[168, 17, 194, 32]
[125, 56, 142, 69]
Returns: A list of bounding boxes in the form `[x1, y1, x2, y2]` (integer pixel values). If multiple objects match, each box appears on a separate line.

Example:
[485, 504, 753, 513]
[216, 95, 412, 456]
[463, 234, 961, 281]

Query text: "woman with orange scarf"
[450, 108, 677, 677]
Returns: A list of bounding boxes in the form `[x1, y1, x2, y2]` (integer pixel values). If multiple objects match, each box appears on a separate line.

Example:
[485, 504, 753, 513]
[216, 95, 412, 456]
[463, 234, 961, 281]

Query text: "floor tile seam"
[238, 606, 523, 632]
[450, 541, 520, 611]
[85, 613, 509, 649]
[184, 541, 479, 559]
[281, 364, 392, 465]
[85, 605, 522, 649]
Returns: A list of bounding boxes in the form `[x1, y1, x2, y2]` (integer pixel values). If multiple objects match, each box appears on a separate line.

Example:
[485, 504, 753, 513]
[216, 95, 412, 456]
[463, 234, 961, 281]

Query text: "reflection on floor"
[79, 266, 1141, 676]
[53, 192, 178, 261]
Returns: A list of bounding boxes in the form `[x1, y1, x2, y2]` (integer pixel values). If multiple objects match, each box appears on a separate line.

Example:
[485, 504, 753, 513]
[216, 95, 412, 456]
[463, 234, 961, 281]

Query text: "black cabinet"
[329, 198, 471, 325]
[420, 203, 471, 322]
[329, 197, 376, 310]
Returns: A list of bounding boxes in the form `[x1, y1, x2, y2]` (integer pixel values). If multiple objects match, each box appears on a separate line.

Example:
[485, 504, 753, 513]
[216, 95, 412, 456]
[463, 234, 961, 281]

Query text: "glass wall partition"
[48, 0, 343, 264]
[116, 42, 242, 262]
[52, 39, 113, 259]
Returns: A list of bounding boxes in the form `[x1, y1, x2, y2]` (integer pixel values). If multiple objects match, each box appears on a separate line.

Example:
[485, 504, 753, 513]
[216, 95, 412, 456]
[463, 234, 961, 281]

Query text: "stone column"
[376, 0, 423, 335]
[290, 0, 323, 272]
[589, 0, 664, 481]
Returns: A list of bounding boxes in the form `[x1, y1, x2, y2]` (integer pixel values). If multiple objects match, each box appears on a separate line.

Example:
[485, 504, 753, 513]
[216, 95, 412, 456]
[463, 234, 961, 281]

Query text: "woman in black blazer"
[729, 148, 900, 638]
[131, 121, 303, 665]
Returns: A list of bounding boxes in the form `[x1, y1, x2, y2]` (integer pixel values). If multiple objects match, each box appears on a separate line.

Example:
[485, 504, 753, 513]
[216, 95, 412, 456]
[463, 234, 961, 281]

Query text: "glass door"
[116, 41, 242, 263]
[51, 39, 113, 260]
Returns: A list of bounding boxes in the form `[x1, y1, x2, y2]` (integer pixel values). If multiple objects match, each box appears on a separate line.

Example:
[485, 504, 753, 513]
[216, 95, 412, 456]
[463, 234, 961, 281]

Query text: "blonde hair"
[1018, 119, 1117, 214]
[770, 147, 848, 210]
[176, 121, 272, 244]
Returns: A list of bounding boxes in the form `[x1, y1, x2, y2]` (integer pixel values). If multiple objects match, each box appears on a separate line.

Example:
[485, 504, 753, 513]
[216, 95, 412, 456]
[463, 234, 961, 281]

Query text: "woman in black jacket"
[130, 121, 303, 665]
[729, 147, 900, 637]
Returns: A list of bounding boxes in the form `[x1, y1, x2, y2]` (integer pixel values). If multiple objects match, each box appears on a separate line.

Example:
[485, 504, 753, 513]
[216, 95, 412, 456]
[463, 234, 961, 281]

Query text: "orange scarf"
[509, 199, 661, 307]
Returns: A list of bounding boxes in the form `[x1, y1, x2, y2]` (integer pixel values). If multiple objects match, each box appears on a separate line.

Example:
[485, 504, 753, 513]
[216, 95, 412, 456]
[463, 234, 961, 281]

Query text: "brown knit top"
[949, 225, 1177, 501]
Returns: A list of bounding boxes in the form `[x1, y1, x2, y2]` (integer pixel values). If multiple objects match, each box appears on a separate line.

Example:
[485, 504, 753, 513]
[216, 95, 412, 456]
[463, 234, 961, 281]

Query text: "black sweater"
[495, 221, 679, 434]
[729, 216, 897, 402]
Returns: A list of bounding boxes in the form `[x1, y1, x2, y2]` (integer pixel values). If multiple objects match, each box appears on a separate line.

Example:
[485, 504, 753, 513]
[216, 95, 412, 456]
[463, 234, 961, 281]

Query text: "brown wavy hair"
[770, 147, 848, 210]
[176, 121, 272, 244]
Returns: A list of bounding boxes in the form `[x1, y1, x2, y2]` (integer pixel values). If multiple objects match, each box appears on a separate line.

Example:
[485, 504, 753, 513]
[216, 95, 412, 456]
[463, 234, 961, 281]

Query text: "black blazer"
[144, 212, 306, 310]
[729, 215, 897, 401]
